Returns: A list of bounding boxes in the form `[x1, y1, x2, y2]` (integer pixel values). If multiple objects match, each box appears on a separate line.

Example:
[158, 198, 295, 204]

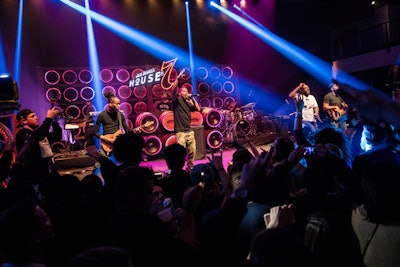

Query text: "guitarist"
[323, 82, 348, 131]
[93, 93, 132, 157]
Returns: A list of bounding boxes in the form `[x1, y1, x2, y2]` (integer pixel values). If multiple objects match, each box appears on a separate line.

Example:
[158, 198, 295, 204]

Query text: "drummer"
[223, 101, 241, 123]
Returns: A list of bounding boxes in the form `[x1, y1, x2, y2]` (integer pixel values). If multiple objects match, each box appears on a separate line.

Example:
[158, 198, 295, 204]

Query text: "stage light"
[0, 73, 19, 101]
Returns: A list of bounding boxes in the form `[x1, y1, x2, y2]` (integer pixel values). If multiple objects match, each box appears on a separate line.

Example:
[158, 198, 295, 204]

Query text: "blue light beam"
[84, 0, 104, 110]
[213, 2, 370, 91]
[13, 0, 24, 83]
[59, 0, 239, 90]
[60, 0, 284, 112]
[185, 1, 197, 94]
[60, 0, 191, 69]
[0, 33, 8, 74]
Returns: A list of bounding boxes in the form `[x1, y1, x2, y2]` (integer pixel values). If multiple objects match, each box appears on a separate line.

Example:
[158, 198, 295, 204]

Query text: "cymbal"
[241, 102, 256, 109]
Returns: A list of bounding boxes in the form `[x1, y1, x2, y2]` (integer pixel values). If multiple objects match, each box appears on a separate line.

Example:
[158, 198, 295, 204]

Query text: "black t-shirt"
[93, 110, 130, 138]
[172, 92, 195, 133]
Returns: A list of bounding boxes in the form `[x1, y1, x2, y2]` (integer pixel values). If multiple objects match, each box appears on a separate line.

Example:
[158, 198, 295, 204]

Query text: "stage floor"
[57, 132, 277, 180]
[140, 141, 272, 177]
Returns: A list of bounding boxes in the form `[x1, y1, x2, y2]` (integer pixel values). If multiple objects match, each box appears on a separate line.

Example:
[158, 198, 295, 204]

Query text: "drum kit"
[219, 102, 258, 139]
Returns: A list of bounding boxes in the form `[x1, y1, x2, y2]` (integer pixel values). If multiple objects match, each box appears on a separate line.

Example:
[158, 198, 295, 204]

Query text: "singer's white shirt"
[296, 94, 318, 122]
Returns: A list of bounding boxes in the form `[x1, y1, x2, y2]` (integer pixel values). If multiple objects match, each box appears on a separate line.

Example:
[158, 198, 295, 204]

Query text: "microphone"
[189, 93, 200, 98]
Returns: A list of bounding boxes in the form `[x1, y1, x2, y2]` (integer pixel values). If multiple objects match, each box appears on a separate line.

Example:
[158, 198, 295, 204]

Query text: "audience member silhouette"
[0, 198, 54, 266]
[103, 166, 199, 267]
[158, 143, 192, 206]
[86, 132, 145, 212]
[352, 158, 400, 267]
[68, 246, 134, 267]
[248, 227, 315, 267]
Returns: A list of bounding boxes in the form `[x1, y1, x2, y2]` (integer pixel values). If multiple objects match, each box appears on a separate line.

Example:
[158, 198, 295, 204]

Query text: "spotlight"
[0, 73, 19, 101]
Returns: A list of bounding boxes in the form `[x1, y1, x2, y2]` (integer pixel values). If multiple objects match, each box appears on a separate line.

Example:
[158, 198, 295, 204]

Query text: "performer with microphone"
[171, 72, 201, 172]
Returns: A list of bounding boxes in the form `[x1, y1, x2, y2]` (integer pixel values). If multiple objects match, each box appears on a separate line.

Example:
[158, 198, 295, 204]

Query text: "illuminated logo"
[128, 58, 178, 90]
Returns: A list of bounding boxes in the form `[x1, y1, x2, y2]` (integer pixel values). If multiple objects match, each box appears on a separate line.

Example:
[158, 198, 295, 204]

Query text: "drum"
[202, 108, 223, 128]
[159, 111, 174, 132]
[242, 110, 255, 121]
[161, 133, 177, 148]
[51, 141, 67, 153]
[235, 119, 250, 137]
[143, 135, 162, 156]
[136, 112, 159, 134]
[190, 111, 204, 126]
[204, 129, 223, 149]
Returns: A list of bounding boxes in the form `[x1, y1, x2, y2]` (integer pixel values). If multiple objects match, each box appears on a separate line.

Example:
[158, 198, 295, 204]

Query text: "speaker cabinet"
[191, 125, 205, 160]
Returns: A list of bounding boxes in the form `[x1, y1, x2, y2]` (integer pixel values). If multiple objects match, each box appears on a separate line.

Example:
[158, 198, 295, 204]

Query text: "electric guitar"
[100, 121, 154, 153]
[328, 104, 347, 122]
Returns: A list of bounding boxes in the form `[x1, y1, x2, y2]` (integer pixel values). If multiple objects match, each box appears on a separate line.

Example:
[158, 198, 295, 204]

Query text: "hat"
[190, 163, 217, 191]
[16, 109, 33, 124]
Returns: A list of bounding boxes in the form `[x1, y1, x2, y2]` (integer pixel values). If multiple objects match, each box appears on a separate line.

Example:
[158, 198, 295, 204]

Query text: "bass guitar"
[100, 120, 154, 153]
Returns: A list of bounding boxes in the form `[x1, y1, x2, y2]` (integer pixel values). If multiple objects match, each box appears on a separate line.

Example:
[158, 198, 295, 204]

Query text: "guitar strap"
[335, 93, 345, 108]
[117, 111, 125, 134]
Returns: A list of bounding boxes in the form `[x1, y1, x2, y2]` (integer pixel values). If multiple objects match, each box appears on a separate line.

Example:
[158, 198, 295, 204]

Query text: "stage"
[140, 141, 273, 179]
[54, 131, 277, 181]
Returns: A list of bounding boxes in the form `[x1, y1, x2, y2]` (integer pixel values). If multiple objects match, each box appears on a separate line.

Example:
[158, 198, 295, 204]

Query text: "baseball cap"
[16, 109, 34, 125]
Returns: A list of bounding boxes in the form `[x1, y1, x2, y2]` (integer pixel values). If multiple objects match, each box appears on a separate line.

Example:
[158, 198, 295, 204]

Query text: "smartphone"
[263, 213, 271, 228]
[304, 146, 316, 155]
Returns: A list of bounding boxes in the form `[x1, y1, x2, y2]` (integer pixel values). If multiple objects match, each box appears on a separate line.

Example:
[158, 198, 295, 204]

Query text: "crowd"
[0, 81, 399, 267]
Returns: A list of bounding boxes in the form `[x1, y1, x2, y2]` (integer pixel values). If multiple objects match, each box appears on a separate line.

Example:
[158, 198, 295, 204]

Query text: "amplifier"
[54, 150, 97, 170]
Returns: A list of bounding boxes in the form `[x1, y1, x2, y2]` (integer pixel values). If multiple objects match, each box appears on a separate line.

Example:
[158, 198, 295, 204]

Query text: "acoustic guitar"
[100, 121, 154, 153]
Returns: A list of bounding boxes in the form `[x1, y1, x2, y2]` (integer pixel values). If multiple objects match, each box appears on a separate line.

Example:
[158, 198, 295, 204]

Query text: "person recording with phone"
[288, 82, 321, 139]
[14, 107, 60, 183]
[171, 75, 201, 172]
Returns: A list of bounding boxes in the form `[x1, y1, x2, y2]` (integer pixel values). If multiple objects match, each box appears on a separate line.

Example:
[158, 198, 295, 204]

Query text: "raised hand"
[177, 69, 185, 79]
[295, 96, 304, 112]
[266, 204, 295, 229]
[207, 149, 223, 172]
